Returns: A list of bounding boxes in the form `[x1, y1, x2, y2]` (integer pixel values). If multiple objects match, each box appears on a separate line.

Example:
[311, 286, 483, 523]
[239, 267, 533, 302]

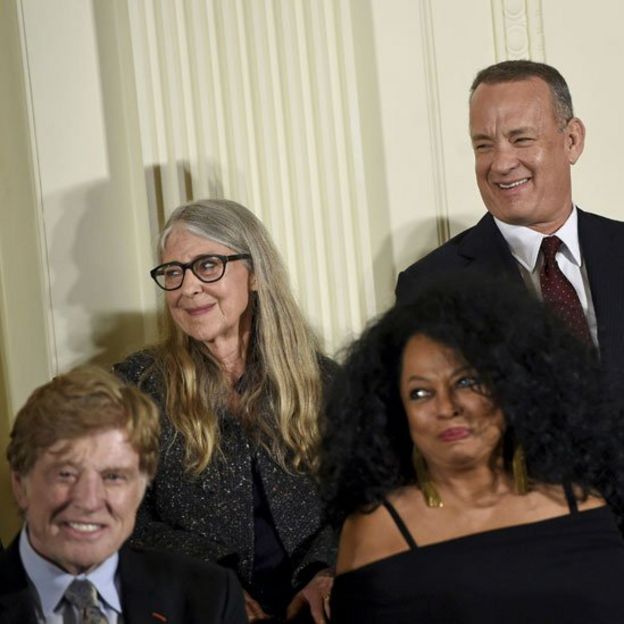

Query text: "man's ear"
[11, 471, 29, 511]
[566, 117, 585, 165]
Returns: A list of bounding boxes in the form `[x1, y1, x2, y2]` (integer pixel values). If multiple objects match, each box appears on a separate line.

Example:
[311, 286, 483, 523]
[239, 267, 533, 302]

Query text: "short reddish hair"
[7, 366, 160, 478]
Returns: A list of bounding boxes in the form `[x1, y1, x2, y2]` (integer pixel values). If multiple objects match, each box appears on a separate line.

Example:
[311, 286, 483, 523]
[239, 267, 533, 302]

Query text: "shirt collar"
[19, 525, 122, 617]
[493, 205, 582, 271]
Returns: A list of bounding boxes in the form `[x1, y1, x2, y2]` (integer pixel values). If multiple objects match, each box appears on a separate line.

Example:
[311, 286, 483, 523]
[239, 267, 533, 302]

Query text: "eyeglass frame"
[150, 253, 252, 291]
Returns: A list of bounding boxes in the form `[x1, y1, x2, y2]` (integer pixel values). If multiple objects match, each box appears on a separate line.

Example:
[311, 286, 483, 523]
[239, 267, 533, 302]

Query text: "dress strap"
[563, 482, 579, 514]
[382, 500, 418, 549]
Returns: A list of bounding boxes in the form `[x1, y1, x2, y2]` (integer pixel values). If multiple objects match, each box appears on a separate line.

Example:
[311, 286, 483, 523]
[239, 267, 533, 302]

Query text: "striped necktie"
[64, 579, 109, 624]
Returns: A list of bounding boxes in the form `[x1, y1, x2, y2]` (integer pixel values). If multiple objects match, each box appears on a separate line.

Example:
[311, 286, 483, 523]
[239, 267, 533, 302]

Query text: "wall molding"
[419, 0, 450, 244]
[492, 0, 545, 61]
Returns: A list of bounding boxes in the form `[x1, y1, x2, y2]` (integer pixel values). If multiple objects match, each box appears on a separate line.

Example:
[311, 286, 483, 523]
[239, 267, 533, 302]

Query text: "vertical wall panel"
[527, 1, 545, 60]
[17, 0, 155, 373]
[0, 0, 54, 544]
[419, 0, 450, 243]
[333, 0, 378, 328]
[126, 0, 378, 352]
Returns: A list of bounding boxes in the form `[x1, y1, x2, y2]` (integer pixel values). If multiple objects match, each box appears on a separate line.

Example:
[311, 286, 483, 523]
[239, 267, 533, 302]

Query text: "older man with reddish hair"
[0, 366, 246, 623]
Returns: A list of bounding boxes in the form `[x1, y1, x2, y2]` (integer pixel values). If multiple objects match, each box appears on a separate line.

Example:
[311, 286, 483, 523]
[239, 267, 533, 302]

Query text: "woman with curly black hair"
[322, 274, 624, 623]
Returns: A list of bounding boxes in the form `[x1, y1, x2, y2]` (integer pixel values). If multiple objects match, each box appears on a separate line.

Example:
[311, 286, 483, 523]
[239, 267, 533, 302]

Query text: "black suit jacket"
[396, 209, 624, 392]
[0, 537, 247, 624]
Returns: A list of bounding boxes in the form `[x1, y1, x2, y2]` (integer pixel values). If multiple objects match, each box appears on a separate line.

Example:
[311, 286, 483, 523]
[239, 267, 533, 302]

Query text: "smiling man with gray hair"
[397, 60, 624, 395]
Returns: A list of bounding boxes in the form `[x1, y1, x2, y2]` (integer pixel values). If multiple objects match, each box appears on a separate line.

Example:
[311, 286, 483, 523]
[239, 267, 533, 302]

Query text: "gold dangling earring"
[512, 443, 529, 495]
[412, 446, 443, 508]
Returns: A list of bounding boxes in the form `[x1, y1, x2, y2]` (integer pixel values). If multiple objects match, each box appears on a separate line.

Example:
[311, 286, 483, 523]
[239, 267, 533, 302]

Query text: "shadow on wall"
[392, 214, 481, 288]
[46, 180, 159, 372]
[391, 216, 444, 287]
[46, 160, 234, 373]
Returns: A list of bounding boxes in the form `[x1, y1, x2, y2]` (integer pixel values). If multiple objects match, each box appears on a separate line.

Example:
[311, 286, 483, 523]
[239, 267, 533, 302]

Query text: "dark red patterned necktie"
[539, 236, 592, 344]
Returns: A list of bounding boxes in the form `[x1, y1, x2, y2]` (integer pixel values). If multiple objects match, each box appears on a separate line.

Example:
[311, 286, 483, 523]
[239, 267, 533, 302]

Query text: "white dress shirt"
[19, 526, 123, 623]
[493, 206, 598, 346]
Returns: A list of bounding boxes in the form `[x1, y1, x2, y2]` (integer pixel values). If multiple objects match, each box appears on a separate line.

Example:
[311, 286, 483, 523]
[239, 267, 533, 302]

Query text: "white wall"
[371, 0, 624, 275]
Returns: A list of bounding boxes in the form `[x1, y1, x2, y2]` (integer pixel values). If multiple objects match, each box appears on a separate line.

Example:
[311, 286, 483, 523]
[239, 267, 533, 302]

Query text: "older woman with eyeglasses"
[115, 199, 335, 623]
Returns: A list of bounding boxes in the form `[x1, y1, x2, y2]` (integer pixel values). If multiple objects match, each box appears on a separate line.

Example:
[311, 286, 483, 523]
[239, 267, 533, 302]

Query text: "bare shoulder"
[577, 491, 607, 511]
[336, 498, 410, 574]
[535, 484, 606, 512]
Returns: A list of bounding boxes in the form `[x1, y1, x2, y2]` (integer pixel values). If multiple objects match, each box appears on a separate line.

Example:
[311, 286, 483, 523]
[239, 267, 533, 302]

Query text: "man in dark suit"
[397, 60, 624, 391]
[0, 366, 246, 623]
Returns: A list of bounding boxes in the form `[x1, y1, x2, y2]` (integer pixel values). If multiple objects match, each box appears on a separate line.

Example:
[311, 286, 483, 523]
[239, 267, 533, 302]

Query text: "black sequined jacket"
[114, 350, 336, 594]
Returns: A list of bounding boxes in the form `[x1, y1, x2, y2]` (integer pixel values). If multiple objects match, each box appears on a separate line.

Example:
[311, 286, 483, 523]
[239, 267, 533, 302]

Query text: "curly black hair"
[320, 273, 624, 527]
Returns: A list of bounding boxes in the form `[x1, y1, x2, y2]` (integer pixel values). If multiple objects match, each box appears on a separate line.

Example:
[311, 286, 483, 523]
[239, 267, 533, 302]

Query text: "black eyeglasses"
[150, 254, 252, 291]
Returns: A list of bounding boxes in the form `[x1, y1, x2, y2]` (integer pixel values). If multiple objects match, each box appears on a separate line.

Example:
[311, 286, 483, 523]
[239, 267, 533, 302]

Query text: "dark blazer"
[114, 352, 336, 603]
[0, 537, 247, 624]
[396, 209, 624, 391]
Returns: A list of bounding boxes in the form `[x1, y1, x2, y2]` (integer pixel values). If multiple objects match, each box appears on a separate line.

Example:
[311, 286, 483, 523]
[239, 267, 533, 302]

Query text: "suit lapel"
[578, 208, 624, 378]
[458, 214, 525, 283]
[119, 546, 178, 624]
[0, 591, 38, 624]
[0, 538, 39, 624]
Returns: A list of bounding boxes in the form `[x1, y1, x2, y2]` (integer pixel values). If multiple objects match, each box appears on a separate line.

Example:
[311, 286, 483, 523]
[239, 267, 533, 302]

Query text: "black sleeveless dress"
[331, 494, 624, 623]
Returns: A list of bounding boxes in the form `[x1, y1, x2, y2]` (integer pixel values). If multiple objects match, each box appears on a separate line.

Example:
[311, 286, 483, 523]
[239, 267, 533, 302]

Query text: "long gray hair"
[156, 199, 323, 474]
